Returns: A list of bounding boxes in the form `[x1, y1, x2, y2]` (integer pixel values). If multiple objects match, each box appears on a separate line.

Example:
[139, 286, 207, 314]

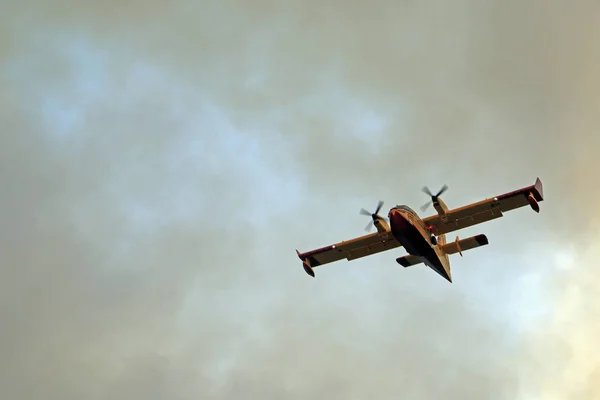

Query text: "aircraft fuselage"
[388, 207, 452, 282]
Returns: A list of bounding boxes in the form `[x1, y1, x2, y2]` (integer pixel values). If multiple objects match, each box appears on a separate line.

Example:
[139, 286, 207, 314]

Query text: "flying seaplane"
[296, 178, 544, 282]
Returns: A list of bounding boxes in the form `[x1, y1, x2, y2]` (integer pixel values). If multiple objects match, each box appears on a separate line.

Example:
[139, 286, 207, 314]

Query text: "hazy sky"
[2, 1, 600, 399]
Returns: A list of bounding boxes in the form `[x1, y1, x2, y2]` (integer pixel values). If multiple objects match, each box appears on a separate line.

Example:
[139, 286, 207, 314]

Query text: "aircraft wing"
[296, 231, 401, 277]
[422, 178, 544, 236]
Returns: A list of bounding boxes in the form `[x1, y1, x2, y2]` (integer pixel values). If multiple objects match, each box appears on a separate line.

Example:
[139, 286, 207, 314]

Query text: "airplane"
[296, 178, 544, 283]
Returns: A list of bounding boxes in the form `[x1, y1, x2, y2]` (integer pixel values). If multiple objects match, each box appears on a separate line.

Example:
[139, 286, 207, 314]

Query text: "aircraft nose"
[388, 208, 407, 229]
[388, 209, 399, 223]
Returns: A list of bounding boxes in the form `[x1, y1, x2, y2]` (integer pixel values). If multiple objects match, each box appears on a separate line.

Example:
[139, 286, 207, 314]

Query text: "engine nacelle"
[374, 217, 390, 234]
[527, 192, 540, 213]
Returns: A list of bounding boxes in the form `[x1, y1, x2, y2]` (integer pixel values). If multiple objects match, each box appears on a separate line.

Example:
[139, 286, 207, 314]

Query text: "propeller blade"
[420, 201, 432, 212]
[435, 185, 448, 197]
[421, 184, 449, 212]
[374, 200, 384, 215]
[360, 200, 386, 231]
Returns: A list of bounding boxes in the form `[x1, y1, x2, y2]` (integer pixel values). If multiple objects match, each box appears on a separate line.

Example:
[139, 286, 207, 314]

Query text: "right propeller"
[420, 184, 449, 212]
[360, 200, 386, 232]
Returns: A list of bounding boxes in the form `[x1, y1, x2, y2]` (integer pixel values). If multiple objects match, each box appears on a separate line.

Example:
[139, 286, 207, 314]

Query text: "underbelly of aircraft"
[389, 216, 431, 256]
[390, 215, 452, 281]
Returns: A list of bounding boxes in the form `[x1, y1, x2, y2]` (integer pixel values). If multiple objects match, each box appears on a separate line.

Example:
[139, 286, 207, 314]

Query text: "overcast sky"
[2, 1, 599, 399]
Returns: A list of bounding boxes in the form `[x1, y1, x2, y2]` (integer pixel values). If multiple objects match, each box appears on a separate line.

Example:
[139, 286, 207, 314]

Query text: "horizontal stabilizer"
[396, 255, 423, 268]
[442, 234, 489, 255]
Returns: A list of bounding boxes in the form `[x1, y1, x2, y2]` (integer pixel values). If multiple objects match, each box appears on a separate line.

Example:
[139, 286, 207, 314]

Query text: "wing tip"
[534, 177, 544, 201]
[297, 249, 315, 277]
[303, 261, 315, 277]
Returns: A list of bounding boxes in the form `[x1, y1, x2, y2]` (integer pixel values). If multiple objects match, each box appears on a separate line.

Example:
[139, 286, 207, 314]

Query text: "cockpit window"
[390, 205, 427, 229]
[392, 205, 418, 216]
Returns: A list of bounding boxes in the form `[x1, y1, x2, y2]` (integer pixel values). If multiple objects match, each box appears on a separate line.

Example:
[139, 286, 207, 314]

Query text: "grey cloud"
[2, 1, 600, 399]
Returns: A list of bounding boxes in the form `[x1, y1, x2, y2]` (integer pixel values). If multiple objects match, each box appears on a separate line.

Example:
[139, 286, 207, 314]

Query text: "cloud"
[518, 224, 600, 399]
[1, 1, 600, 399]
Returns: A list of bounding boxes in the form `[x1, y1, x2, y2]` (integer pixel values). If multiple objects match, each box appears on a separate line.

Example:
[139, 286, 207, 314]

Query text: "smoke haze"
[1, 1, 599, 399]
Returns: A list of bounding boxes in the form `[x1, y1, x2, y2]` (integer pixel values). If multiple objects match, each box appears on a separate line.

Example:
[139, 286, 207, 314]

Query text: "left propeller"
[360, 200, 386, 232]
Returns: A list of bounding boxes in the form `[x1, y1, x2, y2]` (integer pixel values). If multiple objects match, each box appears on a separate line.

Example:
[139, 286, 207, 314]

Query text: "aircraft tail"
[442, 234, 489, 256]
[395, 234, 489, 268]
[396, 254, 422, 267]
